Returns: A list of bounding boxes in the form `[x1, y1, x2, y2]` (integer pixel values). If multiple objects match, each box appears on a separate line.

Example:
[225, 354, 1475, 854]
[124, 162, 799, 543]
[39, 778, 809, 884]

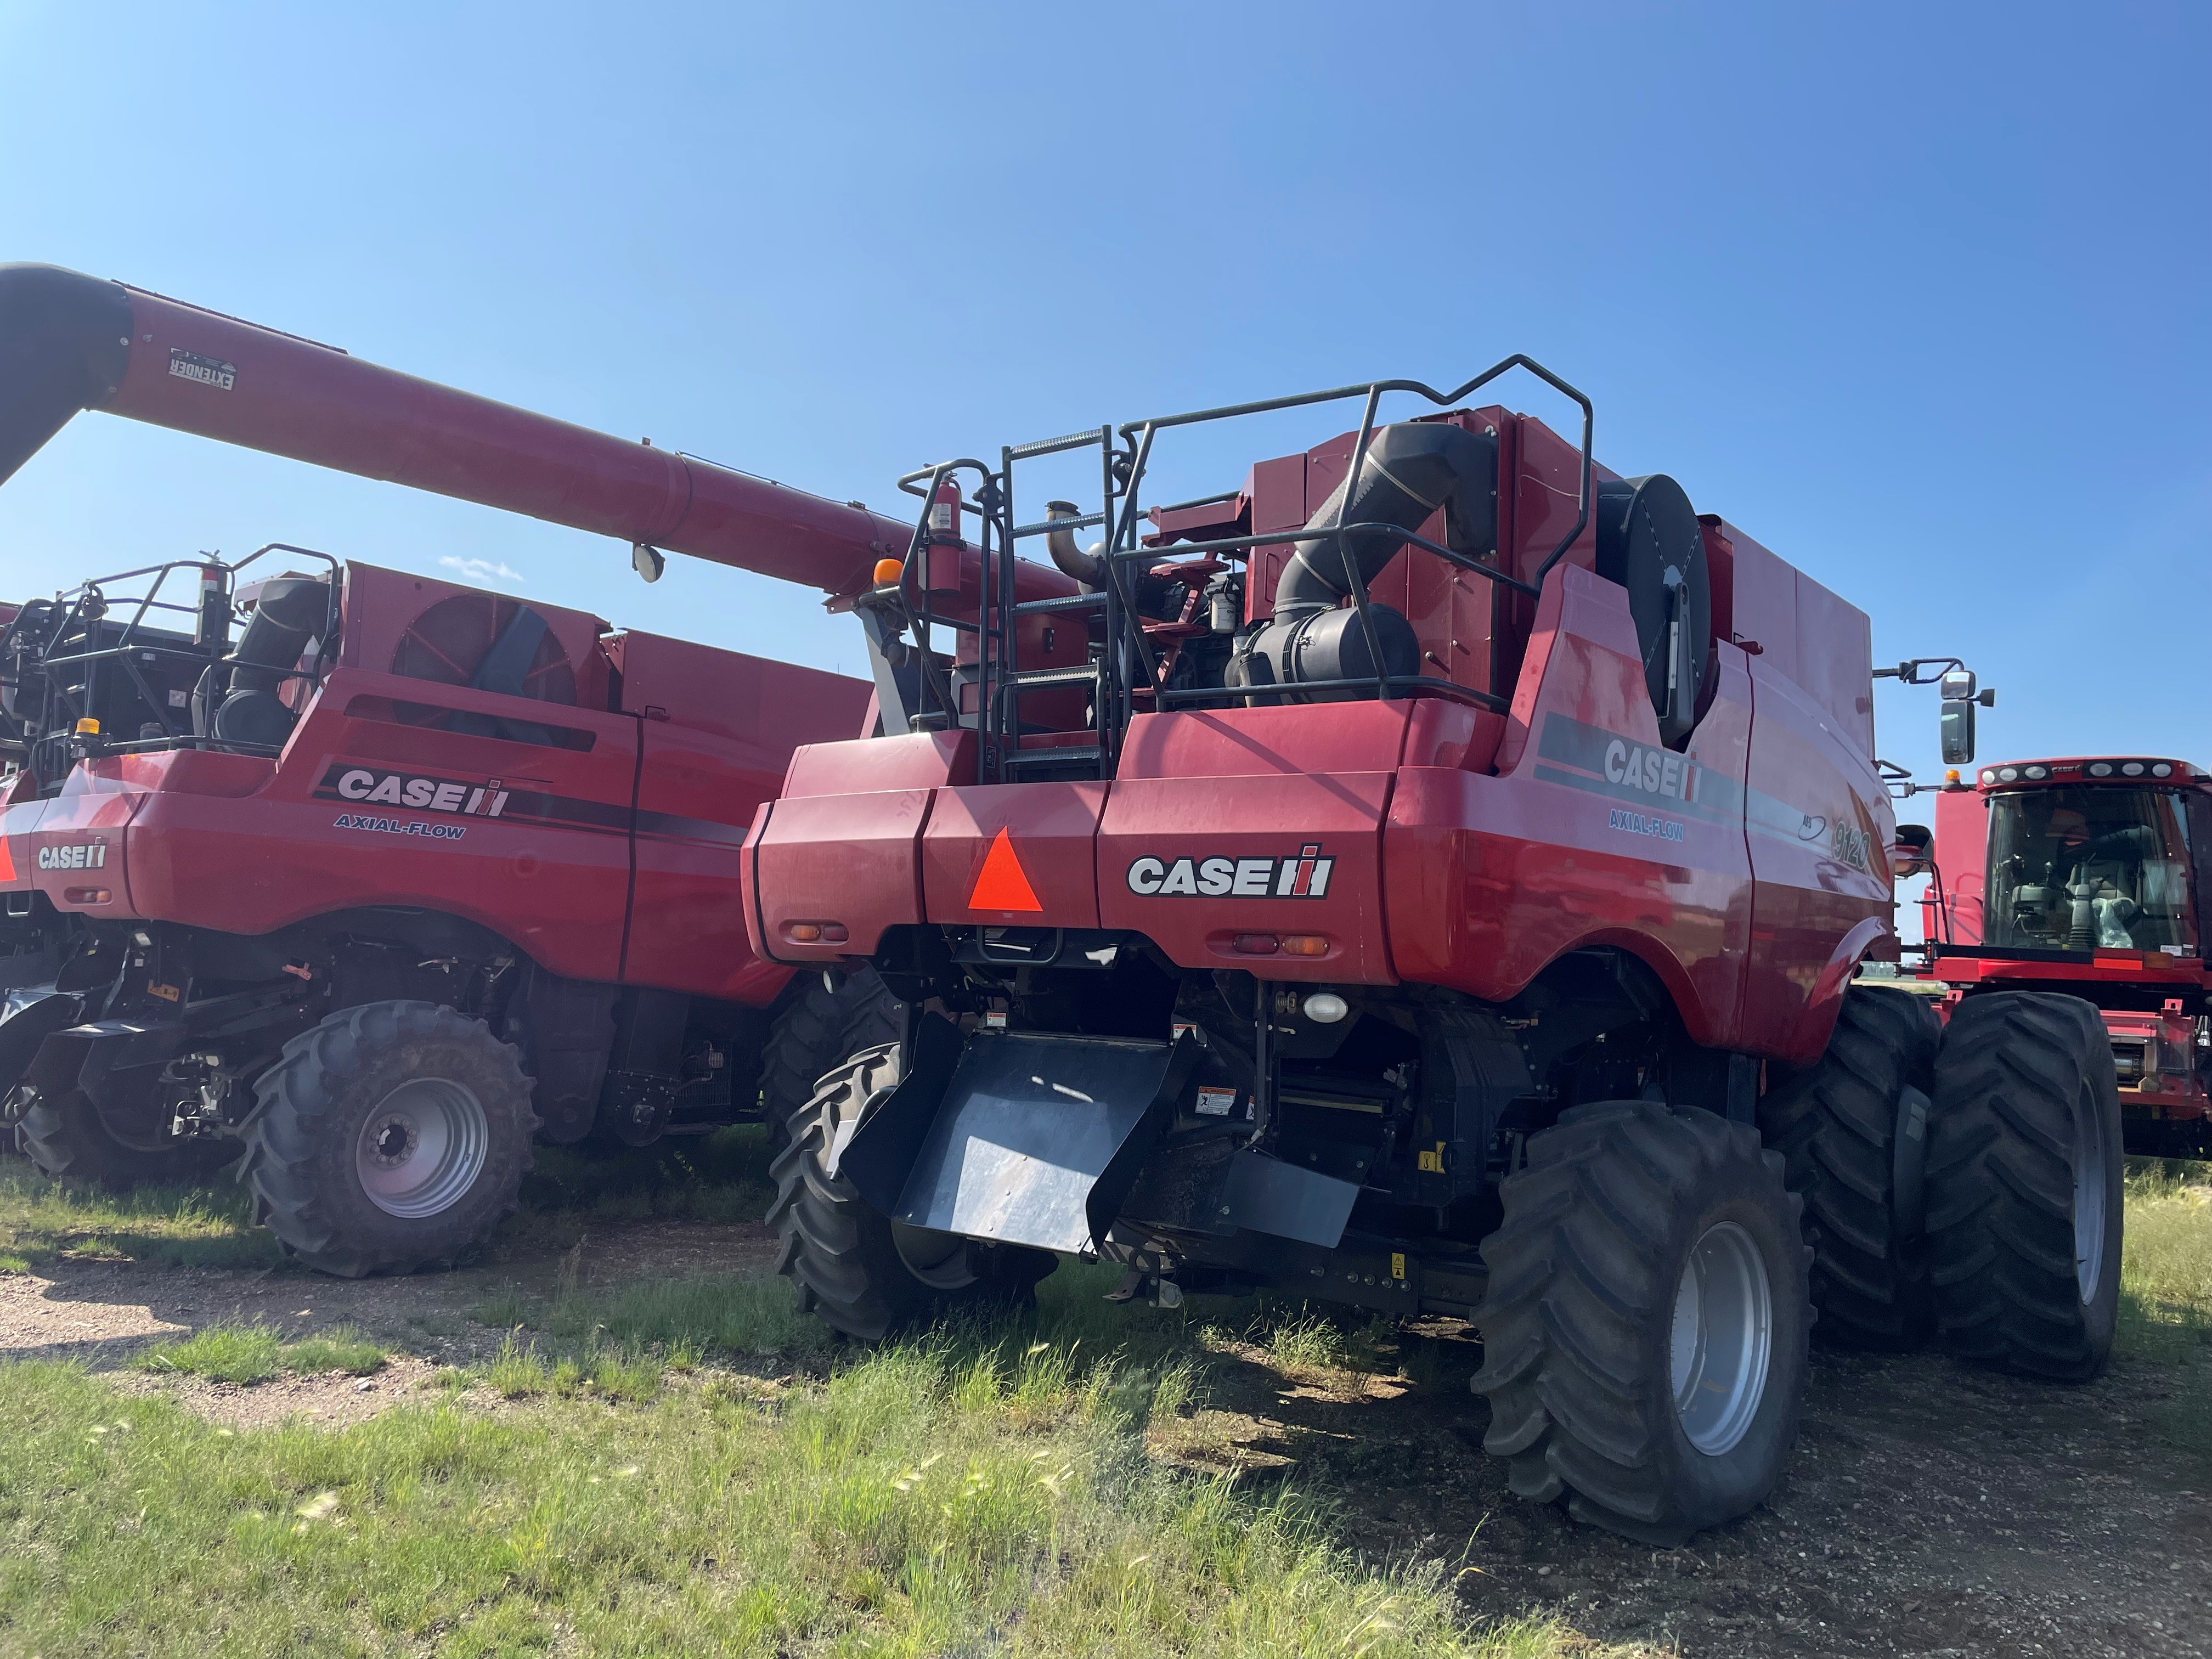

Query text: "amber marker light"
[1278, 935, 1330, 957]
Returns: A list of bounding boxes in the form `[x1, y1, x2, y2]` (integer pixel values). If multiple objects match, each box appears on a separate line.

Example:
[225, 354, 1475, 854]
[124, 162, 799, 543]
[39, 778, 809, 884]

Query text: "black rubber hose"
[0, 264, 133, 488]
[1274, 421, 1498, 622]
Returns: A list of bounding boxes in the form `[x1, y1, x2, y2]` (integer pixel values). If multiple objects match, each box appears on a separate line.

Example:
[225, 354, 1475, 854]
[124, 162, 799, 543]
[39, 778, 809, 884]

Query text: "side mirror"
[1892, 822, 1933, 879]
[1940, 698, 1976, 765]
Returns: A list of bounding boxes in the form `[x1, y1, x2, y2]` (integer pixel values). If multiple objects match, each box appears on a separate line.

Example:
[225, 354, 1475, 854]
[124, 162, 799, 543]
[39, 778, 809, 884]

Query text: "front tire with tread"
[1758, 984, 1940, 1349]
[1926, 991, 2122, 1381]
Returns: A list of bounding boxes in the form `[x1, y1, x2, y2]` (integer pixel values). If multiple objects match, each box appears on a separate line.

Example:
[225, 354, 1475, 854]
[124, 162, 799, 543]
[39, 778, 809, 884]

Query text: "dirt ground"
[4, 1220, 2206, 1659]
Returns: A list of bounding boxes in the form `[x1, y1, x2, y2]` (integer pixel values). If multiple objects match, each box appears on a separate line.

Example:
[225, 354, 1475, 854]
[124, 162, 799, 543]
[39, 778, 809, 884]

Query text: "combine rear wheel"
[758, 968, 899, 1142]
[241, 1001, 535, 1277]
[770, 1040, 1054, 1340]
[1758, 984, 1940, 1348]
[1474, 1100, 1812, 1545]
[16, 1089, 233, 1188]
[1927, 992, 2122, 1381]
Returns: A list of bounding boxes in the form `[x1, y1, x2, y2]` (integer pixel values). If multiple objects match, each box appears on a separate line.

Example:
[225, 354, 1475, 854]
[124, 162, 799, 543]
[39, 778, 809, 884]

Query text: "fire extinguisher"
[928, 477, 963, 544]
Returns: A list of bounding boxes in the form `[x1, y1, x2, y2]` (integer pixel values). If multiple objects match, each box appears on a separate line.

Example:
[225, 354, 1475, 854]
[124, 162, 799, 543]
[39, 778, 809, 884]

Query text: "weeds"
[0, 1329, 1560, 1658]
[2120, 1157, 2212, 1454]
[134, 1322, 388, 1384]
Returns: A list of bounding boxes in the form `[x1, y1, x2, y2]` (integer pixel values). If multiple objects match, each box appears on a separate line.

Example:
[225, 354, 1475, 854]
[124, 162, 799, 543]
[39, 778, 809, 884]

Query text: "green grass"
[2119, 1156, 2212, 1453]
[479, 1268, 830, 1358]
[134, 1323, 389, 1385]
[1, 1314, 1568, 1658]
[0, 1152, 277, 1273]
[0, 1122, 776, 1276]
[509, 1125, 776, 1233]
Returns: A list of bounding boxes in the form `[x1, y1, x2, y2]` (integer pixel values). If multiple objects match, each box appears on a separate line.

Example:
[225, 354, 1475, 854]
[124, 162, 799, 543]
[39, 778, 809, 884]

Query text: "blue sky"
[0, 1, 2204, 798]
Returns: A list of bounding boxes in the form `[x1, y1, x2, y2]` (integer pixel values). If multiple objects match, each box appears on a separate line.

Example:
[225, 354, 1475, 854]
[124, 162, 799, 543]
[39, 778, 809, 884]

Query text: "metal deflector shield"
[839, 1019, 1199, 1255]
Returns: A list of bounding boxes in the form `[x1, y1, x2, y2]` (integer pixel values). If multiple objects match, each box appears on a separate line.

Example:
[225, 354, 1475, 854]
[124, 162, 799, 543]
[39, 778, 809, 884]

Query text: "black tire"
[16, 1089, 235, 1188]
[240, 1001, 537, 1278]
[758, 967, 900, 1136]
[1473, 1100, 1812, 1545]
[1758, 984, 1940, 1349]
[769, 1040, 1054, 1340]
[1927, 992, 2123, 1381]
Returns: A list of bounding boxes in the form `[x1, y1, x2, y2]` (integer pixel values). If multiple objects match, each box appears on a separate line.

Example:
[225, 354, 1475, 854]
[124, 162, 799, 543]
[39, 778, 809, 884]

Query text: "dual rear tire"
[1762, 985, 2121, 1379]
[1475, 984, 2126, 1546]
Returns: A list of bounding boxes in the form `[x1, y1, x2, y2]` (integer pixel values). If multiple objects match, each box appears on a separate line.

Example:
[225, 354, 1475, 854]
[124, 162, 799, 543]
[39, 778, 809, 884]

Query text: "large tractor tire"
[1758, 984, 1940, 1349]
[758, 968, 900, 1139]
[16, 1090, 235, 1188]
[770, 1040, 1055, 1341]
[240, 1001, 537, 1277]
[1474, 1100, 1812, 1545]
[1926, 992, 2123, 1381]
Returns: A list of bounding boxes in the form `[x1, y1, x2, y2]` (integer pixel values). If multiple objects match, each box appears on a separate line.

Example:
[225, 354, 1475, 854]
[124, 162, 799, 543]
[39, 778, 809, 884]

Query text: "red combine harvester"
[1910, 754, 2210, 1157]
[744, 367, 2126, 1542]
[0, 261, 1053, 1274]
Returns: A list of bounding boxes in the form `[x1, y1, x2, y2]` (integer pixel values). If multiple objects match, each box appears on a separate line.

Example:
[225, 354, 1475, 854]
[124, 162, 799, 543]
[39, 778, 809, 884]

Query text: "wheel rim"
[2070, 1080, 2109, 1303]
[891, 1220, 981, 1291]
[354, 1078, 489, 1220]
[1669, 1221, 1774, 1457]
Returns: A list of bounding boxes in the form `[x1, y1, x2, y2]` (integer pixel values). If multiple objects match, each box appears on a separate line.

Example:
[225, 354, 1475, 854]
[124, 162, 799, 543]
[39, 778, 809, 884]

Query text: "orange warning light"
[968, 827, 1043, 913]
[872, 558, 905, 586]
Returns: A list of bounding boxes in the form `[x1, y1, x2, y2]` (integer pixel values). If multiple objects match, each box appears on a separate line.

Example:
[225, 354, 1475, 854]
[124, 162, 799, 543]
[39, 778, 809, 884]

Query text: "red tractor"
[1906, 749, 2210, 1158]
[0, 261, 977, 1274]
[742, 367, 2128, 1542]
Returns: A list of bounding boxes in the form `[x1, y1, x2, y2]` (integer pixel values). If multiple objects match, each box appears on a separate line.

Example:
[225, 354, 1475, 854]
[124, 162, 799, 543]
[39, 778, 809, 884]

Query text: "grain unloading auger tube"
[0, 261, 1076, 606]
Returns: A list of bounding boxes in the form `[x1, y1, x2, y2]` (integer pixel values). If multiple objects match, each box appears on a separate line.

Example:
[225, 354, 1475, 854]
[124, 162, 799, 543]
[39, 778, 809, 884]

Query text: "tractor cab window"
[1985, 785, 2197, 953]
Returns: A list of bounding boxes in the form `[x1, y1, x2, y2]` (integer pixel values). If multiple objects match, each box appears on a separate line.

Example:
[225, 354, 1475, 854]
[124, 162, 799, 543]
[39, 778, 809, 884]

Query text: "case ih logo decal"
[317, 765, 511, 818]
[36, 843, 107, 871]
[1126, 844, 1335, 899]
[1602, 738, 1702, 803]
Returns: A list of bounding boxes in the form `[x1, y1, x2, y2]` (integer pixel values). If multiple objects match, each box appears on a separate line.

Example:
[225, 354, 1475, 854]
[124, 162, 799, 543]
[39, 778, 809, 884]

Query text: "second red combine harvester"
[746, 366, 2128, 1543]
[0, 262, 1061, 1274]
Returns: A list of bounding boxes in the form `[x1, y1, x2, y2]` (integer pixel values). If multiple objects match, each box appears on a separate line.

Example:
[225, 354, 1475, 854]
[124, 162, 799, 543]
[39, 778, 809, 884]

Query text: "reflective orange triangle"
[969, 826, 1043, 912]
[0, 838, 13, 884]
